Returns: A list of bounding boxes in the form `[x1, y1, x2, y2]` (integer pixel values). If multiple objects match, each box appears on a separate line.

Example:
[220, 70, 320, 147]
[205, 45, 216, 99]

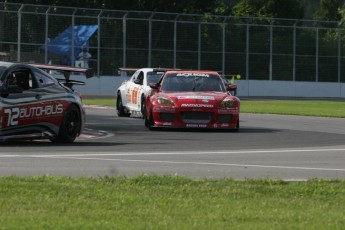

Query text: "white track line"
[1, 147, 345, 157]
[1, 148, 345, 172]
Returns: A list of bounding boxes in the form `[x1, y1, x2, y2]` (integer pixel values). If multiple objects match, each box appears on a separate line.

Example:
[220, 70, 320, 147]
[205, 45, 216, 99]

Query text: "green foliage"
[232, 0, 304, 19]
[315, 0, 341, 21]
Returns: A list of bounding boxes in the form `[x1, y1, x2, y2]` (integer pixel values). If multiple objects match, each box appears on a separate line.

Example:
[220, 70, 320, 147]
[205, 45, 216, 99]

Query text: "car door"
[0, 67, 41, 131]
[126, 71, 143, 111]
[0, 66, 62, 134]
[30, 68, 66, 128]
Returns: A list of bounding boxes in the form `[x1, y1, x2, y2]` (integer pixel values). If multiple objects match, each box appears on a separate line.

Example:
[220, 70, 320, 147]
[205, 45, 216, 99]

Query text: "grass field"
[83, 97, 345, 118]
[1, 176, 345, 229]
[2, 98, 344, 229]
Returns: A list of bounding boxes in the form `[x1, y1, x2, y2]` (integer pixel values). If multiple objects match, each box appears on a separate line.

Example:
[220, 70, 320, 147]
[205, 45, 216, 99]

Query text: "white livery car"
[116, 68, 168, 117]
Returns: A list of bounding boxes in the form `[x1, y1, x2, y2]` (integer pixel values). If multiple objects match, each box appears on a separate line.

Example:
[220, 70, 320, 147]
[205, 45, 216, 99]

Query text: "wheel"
[234, 120, 240, 132]
[148, 110, 156, 130]
[141, 95, 146, 119]
[116, 93, 130, 117]
[54, 105, 81, 143]
[144, 109, 150, 127]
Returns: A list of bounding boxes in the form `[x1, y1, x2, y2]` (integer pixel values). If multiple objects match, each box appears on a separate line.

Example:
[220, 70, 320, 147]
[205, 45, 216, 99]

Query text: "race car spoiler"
[118, 67, 178, 77]
[29, 63, 94, 79]
[29, 63, 94, 90]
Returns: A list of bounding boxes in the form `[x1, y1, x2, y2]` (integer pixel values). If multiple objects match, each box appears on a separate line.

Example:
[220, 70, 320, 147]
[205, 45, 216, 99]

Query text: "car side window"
[131, 71, 139, 83]
[33, 69, 56, 88]
[135, 72, 144, 85]
[6, 70, 36, 91]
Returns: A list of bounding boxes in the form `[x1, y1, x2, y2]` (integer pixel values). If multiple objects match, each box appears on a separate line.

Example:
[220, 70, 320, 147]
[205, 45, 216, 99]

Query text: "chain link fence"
[0, 2, 344, 83]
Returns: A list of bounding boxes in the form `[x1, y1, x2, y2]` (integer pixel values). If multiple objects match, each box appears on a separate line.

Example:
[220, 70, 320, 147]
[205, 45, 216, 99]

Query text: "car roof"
[0, 61, 15, 68]
[164, 70, 219, 75]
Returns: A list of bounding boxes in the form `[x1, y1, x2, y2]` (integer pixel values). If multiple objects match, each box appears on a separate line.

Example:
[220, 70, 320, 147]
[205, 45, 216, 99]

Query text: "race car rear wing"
[29, 63, 94, 90]
[118, 68, 138, 77]
[29, 63, 94, 79]
[118, 67, 178, 77]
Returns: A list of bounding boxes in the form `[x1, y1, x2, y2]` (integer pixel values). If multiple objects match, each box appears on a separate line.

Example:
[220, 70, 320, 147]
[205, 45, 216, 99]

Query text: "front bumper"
[151, 108, 239, 129]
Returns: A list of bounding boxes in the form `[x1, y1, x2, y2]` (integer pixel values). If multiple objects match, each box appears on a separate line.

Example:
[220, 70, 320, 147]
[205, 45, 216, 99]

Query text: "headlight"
[157, 97, 174, 106]
[219, 99, 235, 108]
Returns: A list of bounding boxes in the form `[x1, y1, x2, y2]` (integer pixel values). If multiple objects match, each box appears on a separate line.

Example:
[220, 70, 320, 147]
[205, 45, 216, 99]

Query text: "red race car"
[144, 70, 240, 130]
[0, 61, 93, 142]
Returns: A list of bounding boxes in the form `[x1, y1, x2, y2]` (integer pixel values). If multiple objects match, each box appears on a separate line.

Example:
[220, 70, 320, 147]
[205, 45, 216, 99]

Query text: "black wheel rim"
[65, 110, 80, 138]
[117, 96, 122, 111]
[141, 99, 146, 118]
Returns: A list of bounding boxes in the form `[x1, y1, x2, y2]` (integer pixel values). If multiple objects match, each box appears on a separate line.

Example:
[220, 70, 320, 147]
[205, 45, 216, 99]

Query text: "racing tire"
[144, 116, 149, 127]
[141, 95, 146, 119]
[116, 94, 130, 117]
[54, 105, 81, 143]
[147, 110, 156, 130]
[234, 120, 240, 132]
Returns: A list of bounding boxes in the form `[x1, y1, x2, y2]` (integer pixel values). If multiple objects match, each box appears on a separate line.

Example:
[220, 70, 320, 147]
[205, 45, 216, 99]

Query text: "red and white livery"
[0, 61, 92, 142]
[115, 68, 168, 117]
[144, 70, 240, 130]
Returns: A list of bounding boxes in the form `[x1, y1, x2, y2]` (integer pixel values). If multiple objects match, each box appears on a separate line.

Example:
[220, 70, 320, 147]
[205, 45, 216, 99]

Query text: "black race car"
[0, 61, 93, 142]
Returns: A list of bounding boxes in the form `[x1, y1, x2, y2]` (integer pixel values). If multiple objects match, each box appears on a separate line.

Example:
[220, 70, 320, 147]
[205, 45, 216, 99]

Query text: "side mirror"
[149, 83, 160, 89]
[227, 84, 237, 96]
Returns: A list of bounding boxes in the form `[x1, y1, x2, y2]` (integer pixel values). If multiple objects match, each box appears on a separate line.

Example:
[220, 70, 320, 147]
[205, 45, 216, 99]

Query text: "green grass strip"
[0, 176, 344, 229]
[241, 100, 345, 118]
[83, 98, 345, 118]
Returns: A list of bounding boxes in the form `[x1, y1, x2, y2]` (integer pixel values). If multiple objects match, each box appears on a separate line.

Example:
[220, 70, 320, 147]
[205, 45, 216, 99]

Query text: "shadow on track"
[146, 127, 280, 133]
[0, 141, 130, 147]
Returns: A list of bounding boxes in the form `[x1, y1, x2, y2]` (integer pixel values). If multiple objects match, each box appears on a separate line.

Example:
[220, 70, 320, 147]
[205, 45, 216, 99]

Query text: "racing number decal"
[131, 87, 139, 104]
[4, 108, 19, 126]
[3, 105, 64, 127]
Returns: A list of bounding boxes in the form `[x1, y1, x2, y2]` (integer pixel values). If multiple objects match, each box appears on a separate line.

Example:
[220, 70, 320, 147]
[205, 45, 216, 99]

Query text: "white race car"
[116, 68, 168, 117]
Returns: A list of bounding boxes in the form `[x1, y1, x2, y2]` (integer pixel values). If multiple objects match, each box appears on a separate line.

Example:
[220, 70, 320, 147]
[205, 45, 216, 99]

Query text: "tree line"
[3, 0, 345, 22]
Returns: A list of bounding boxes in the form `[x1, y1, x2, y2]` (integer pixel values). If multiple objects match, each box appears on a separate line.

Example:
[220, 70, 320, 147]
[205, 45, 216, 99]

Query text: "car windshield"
[161, 73, 226, 92]
[0, 66, 7, 80]
[147, 71, 164, 84]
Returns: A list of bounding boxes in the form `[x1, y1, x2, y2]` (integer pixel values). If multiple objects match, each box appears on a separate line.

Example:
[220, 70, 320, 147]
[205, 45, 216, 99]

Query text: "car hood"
[158, 91, 231, 107]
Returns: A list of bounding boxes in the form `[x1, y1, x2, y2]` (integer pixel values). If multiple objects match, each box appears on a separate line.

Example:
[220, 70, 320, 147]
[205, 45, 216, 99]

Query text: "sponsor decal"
[221, 123, 229, 127]
[4, 104, 63, 126]
[177, 95, 215, 100]
[181, 104, 213, 108]
[218, 108, 239, 114]
[163, 122, 172, 126]
[176, 73, 210, 77]
[153, 107, 175, 112]
[186, 124, 207, 128]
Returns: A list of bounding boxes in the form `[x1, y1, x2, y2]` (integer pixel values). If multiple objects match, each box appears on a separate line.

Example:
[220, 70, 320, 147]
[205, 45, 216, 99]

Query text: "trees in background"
[5, 0, 345, 23]
[315, 0, 341, 21]
[3, 0, 302, 19]
[232, 0, 304, 19]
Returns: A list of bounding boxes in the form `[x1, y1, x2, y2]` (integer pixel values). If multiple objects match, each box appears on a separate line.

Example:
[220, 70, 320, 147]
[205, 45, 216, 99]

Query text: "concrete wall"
[72, 75, 345, 99]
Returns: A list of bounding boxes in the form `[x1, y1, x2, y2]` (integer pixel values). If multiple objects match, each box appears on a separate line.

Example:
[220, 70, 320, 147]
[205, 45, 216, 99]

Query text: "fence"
[0, 2, 345, 83]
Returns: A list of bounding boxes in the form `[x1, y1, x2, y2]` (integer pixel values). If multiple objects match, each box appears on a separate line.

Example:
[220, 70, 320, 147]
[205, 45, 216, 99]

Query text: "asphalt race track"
[1, 107, 345, 180]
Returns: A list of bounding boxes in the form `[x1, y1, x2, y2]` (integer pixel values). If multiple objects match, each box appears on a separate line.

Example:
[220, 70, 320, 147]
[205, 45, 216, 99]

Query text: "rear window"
[147, 71, 164, 84]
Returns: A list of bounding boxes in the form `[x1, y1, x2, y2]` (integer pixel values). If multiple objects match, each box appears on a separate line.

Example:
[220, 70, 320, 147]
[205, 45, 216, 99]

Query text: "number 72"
[4, 108, 19, 126]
